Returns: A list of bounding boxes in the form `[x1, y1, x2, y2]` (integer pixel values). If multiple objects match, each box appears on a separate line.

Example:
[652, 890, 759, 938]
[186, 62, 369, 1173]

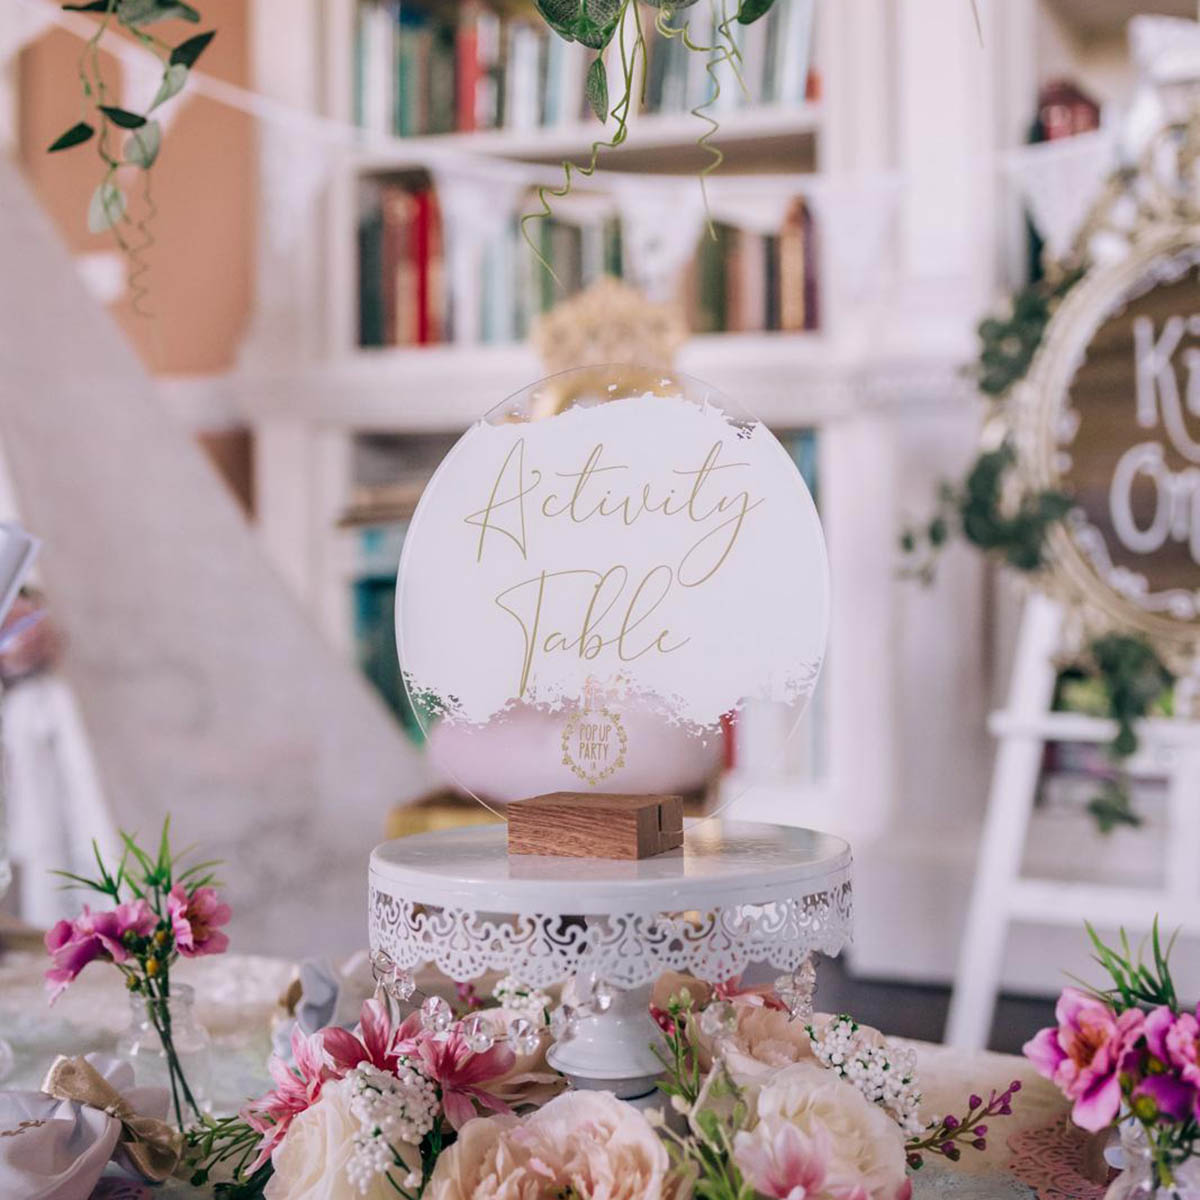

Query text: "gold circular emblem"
[560, 706, 628, 786]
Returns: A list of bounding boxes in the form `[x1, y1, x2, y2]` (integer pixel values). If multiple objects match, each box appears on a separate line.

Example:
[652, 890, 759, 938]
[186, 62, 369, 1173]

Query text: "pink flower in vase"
[1141, 1005, 1200, 1119]
[44, 900, 156, 1002]
[1024, 988, 1146, 1131]
[244, 1027, 335, 1170]
[395, 1013, 516, 1129]
[167, 884, 231, 957]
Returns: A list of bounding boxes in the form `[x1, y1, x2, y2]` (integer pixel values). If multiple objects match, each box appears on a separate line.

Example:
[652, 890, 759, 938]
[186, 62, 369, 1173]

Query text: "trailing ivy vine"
[901, 268, 1176, 833]
[521, 0, 980, 264]
[522, 0, 750, 270]
[47, 0, 215, 315]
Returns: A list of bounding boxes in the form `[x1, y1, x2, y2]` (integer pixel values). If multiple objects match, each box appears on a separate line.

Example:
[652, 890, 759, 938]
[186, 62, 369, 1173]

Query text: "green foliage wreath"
[900, 269, 1176, 833]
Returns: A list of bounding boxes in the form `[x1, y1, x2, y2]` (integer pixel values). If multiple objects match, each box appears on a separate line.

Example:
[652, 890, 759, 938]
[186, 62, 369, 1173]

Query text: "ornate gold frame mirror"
[1011, 118, 1200, 668]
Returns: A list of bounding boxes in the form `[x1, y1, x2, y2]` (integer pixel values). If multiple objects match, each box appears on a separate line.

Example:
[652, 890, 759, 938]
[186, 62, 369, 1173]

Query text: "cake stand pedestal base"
[545, 982, 663, 1102]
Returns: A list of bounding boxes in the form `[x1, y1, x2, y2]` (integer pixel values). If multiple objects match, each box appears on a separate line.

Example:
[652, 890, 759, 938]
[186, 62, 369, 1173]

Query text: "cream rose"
[692, 997, 816, 1083]
[753, 1063, 910, 1200]
[265, 1078, 419, 1200]
[427, 1090, 668, 1200]
[425, 1114, 531, 1200]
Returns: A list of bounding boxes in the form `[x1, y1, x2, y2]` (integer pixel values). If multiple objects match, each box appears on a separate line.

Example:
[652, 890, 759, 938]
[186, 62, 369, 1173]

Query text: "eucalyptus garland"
[47, 0, 215, 315]
[901, 271, 1175, 832]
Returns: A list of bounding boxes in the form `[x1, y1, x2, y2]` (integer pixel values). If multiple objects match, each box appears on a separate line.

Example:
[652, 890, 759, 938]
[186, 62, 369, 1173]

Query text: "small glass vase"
[116, 982, 212, 1126]
[1106, 1123, 1200, 1200]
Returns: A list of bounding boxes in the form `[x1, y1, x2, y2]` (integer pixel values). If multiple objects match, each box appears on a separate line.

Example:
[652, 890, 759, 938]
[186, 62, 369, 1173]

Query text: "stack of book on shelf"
[358, 177, 819, 346]
[354, 0, 816, 137]
[685, 201, 819, 334]
[358, 174, 625, 347]
[644, 0, 817, 117]
[358, 175, 446, 347]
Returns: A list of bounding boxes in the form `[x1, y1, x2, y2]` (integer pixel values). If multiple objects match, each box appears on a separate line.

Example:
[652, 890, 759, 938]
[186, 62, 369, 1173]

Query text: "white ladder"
[945, 592, 1200, 1050]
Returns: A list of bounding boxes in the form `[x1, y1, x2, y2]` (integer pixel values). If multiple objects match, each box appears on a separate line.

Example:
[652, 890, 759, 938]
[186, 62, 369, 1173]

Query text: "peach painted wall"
[17, 0, 255, 376]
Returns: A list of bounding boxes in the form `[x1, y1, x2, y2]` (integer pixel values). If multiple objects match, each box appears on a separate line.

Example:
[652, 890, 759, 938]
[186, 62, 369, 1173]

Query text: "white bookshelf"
[348, 103, 823, 171]
[234, 0, 1099, 987]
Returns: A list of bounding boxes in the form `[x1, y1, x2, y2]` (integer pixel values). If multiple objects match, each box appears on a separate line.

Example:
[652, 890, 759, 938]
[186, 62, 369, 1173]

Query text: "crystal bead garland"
[507, 1017, 541, 1056]
[370, 949, 416, 1010]
[775, 956, 818, 1021]
[549, 1004, 573, 1039]
[420, 995, 453, 1034]
[462, 1013, 496, 1053]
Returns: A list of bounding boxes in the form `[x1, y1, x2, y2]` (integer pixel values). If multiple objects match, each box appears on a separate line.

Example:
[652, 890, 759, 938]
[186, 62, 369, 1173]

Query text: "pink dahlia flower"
[167, 884, 231, 957]
[1024, 988, 1145, 1131]
[43, 899, 156, 1003]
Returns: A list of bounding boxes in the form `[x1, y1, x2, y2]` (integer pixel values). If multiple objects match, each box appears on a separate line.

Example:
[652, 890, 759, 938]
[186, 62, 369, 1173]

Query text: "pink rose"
[1024, 988, 1145, 1131]
[167, 884, 231, 957]
[43, 900, 156, 1003]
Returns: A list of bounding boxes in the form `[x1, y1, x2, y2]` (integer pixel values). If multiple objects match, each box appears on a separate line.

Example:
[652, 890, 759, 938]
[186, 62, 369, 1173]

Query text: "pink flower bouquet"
[188, 969, 1020, 1200]
[1025, 921, 1200, 1190]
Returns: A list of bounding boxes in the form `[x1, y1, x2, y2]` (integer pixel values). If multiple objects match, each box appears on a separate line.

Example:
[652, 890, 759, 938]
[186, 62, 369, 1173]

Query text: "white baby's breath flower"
[490, 975, 551, 1023]
[344, 1062, 439, 1195]
[809, 1015, 924, 1137]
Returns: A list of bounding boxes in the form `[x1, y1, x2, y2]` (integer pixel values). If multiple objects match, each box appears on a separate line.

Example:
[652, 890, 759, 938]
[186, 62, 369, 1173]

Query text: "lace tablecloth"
[0, 952, 1090, 1199]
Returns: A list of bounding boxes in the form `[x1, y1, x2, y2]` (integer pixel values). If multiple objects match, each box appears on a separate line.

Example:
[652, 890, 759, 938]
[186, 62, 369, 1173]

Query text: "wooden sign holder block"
[507, 792, 684, 860]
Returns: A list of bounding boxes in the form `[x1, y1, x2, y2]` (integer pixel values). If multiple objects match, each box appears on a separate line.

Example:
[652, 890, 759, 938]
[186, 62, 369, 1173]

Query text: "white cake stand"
[369, 820, 852, 1102]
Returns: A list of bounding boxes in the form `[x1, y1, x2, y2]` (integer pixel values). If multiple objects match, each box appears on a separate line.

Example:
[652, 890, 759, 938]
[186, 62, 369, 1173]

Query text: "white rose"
[265, 1078, 420, 1200]
[753, 1063, 911, 1200]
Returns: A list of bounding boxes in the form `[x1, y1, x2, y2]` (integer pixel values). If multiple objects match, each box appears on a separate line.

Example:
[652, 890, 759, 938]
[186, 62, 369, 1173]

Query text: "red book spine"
[456, 7, 480, 133]
[412, 188, 432, 345]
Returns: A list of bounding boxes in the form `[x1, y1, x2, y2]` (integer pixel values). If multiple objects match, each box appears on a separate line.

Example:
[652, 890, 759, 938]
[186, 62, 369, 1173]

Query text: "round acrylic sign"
[396, 365, 830, 815]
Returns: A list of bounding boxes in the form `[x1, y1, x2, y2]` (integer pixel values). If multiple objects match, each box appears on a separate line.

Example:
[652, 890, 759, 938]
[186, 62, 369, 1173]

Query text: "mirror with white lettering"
[395, 365, 830, 817]
[1036, 239, 1200, 645]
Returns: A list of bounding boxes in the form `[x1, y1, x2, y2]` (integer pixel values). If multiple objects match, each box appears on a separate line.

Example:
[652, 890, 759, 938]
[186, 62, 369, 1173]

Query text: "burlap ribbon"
[40, 1055, 183, 1182]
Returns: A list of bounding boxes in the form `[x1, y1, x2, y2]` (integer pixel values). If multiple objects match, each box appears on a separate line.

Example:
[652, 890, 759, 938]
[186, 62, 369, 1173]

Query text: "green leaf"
[534, 0, 581, 38]
[48, 121, 94, 152]
[170, 29, 215, 67]
[87, 181, 127, 233]
[62, 2, 112, 10]
[124, 119, 161, 167]
[98, 104, 146, 129]
[735, 0, 774, 24]
[118, 0, 200, 25]
[585, 56, 608, 122]
[151, 62, 189, 109]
